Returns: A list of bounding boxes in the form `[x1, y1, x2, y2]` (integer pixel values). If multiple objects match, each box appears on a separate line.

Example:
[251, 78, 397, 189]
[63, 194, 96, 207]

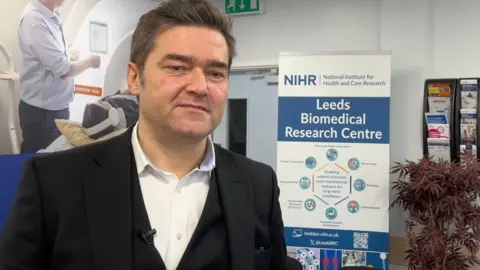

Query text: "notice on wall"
[277, 52, 391, 270]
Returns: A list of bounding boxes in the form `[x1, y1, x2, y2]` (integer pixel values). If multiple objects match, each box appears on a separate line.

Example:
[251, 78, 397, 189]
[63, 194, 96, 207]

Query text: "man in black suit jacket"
[0, 0, 288, 269]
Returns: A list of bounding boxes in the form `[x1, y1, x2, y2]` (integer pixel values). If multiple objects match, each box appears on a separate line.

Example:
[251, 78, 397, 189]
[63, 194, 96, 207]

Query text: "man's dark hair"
[130, 0, 236, 80]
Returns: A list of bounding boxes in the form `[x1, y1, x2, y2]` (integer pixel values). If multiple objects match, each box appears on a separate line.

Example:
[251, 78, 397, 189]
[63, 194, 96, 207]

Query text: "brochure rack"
[423, 77, 480, 162]
[454, 77, 479, 159]
[422, 78, 458, 162]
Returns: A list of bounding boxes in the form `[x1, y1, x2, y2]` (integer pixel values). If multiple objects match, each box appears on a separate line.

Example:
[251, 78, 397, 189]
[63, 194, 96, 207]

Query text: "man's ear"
[127, 62, 141, 97]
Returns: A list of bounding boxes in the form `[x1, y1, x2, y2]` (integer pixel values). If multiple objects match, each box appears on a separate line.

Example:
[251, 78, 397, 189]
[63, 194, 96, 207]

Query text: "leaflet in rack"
[425, 82, 452, 162]
[425, 113, 451, 162]
[427, 82, 452, 121]
[459, 79, 478, 156]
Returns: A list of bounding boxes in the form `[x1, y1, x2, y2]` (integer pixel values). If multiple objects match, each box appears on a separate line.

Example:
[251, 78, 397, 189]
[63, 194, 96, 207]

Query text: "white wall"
[380, 0, 433, 237]
[219, 0, 381, 67]
[433, 0, 480, 78]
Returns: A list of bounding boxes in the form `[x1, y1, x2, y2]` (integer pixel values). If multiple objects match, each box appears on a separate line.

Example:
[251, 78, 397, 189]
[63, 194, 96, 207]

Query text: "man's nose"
[186, 68, 208, 95]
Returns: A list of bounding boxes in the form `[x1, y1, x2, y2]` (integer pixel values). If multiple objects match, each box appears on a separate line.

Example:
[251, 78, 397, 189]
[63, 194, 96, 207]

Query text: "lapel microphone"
[136, 226, 157, 245]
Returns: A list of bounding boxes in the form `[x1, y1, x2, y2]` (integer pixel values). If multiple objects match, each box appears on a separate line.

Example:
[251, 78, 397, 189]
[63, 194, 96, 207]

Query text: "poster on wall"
[277, 51, 391, 269]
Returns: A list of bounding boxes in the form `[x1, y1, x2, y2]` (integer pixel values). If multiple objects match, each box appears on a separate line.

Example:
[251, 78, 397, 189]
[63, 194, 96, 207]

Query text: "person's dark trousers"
[18, 100, 70, 154]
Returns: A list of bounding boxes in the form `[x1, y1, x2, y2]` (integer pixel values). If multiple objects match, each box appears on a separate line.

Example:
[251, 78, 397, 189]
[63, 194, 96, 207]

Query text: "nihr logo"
[284, 74, 321, 86]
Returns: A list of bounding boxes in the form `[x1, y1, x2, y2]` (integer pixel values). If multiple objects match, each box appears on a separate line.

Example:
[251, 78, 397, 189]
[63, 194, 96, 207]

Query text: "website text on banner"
[277, 52, 391, 270]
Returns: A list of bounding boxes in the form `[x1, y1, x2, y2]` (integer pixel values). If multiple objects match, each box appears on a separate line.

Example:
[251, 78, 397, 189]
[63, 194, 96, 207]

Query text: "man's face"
[129, 26, 229, 139]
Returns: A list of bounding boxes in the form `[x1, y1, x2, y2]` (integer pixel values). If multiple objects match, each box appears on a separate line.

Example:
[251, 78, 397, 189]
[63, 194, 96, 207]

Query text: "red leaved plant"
[390, 153, 480, 270]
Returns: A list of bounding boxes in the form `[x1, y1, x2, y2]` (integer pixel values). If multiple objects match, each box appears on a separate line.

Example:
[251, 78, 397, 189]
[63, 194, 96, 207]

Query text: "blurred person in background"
[17, 0, 101, 153]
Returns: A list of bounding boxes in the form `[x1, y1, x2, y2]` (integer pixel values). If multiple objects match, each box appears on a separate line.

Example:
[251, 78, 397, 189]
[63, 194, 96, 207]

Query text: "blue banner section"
[285, 226, 389, 253]
[0, 154, 34, 232]
[278, 97, 390, 144]
[287, 248, 389, 270]
[285, 227, 389, 269]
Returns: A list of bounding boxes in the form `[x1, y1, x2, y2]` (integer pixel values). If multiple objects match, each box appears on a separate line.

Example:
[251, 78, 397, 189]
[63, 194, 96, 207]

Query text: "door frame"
[212, 97, 249, 153]
[212, 65, 278, 154]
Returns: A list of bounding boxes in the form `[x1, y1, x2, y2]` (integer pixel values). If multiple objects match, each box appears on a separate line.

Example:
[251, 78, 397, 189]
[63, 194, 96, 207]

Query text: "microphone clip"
[138, 227, 157, 245]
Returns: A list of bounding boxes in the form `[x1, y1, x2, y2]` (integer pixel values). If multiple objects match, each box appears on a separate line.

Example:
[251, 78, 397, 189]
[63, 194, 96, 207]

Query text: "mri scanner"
[61, 0, 159, 122]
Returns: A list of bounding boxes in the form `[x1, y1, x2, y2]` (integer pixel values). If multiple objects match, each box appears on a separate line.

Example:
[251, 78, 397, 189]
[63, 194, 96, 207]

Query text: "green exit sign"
[225, 0, 264, 15]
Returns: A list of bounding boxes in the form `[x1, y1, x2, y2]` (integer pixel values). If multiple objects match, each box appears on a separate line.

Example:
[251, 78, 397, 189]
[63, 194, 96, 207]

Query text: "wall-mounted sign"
[225, 0, 264, 15]
[89, 21, 108, 54]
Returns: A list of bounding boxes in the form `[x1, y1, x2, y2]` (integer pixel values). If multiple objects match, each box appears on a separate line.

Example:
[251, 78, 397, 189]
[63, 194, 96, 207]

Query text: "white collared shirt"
[131, 123, 215, 270]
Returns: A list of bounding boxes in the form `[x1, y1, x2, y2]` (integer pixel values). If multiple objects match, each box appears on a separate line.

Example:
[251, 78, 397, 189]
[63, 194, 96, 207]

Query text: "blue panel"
[285, 226, 390, 270]
[278, 97, 390, 144]
[0, 154, 34, 232]
[285, 226, 389, 252]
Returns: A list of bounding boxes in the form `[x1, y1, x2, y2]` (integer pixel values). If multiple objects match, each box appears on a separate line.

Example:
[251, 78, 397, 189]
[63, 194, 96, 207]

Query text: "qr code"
[353, 232, 369, 249]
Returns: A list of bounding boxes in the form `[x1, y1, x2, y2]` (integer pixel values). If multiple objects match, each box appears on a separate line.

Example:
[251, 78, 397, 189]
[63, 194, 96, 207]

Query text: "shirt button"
[176, 233, 182, 240]
[175, 187, 182, 193]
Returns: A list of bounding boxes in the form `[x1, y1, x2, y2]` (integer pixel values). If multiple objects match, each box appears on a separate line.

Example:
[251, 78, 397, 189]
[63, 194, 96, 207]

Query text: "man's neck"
[136, 120, 208, 179]
[39, 0, 56, 12]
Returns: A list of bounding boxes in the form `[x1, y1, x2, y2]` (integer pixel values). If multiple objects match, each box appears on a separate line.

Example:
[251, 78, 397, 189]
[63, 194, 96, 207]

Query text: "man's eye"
[166, 66, 186, 72]
[209, 72, 226, 80]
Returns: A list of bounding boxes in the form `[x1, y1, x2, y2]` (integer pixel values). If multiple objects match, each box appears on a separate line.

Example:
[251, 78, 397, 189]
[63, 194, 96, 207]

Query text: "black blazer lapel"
[215, 146, 255, 270]
[83, 128, 134, 270]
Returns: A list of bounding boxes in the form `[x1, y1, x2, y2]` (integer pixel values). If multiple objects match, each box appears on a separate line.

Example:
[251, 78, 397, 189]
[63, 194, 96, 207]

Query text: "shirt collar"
[32, 0, 61, 22]
[131, 122, 216, 175]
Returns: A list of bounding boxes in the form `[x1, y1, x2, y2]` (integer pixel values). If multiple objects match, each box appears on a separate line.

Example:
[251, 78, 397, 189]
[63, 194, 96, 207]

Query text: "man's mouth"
[178, 104, 209, 112]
